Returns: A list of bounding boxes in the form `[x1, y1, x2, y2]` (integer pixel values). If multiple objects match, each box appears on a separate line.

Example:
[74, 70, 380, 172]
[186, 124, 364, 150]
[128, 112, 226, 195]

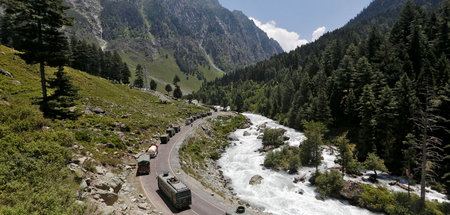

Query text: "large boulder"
[339, 181, 365, 205]
[94, 172, 124, 193]
[249, 175, 264, 185]
[96, 190, 119, 206]
[243, 131, 251, 136]
[0, 68, 13, 78]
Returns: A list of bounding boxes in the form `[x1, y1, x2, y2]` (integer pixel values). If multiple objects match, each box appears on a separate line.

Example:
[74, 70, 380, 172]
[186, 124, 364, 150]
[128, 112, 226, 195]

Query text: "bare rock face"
[249, 175, 263, 185]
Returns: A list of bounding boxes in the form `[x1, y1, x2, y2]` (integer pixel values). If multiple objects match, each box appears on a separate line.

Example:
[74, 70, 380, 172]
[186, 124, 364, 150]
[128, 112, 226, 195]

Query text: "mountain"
[195, 0, 450, 191]
[63, 0, 283, 91]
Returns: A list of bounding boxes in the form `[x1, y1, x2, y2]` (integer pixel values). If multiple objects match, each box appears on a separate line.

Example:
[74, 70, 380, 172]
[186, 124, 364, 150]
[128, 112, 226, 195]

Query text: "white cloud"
[312, 26, 326, 41]
[250, 17, 308, 52]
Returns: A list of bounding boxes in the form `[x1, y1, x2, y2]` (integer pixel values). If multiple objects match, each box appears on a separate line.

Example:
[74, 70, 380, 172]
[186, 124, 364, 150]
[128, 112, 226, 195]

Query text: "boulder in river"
[243, 131, 251, 136]
[249, 175, 264, 185]
[339, 181, 364, 205]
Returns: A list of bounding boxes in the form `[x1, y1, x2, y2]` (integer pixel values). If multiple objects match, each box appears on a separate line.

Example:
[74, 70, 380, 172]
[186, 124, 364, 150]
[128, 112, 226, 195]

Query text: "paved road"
[139, 112, 229, 215]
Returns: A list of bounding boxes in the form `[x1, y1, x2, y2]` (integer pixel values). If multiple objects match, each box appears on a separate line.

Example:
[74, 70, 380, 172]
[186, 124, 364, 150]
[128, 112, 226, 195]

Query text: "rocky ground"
[69, 150, 160, 215]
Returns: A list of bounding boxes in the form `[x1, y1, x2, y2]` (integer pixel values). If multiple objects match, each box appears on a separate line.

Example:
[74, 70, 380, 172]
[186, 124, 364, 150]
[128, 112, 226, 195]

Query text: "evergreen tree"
[150, 79, 157, 90]
[336, 133, 358, 176]
[46, 66, 80, 119]
[134, 64, 144, 88]
[2, 0, 73, 102]
[402, 133, 417, 198]
[173, 75, 181, 86]
[300, 120, 327, 173]
[121, 62, 130, 84]
[165, 84, 173, 94]
[363, 153, 388, 181]
[173, 85, 182, 99]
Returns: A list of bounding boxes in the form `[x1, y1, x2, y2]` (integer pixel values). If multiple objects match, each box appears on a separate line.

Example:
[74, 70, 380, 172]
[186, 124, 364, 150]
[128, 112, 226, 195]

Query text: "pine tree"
[363, 153, 388, 181]
[173, 75, 181, 86]
[402, 133, 417, 198]
[165, 84, 173, 95]
[46, 66, 80, 119]
[2, 0, 73, 102]
[336, 133, 358, 176]
[134, 64, 144, 88]
[121, 62, 130, 84]
[300, 120, 327, 173]
[150, 79, 157, 90]
[173, 85, 182, 99]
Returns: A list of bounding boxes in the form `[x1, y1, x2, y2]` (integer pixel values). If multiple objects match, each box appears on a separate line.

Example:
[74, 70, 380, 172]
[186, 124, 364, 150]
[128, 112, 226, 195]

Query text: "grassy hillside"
[118, 47, 224, 93]
[0, 45, 205, 214]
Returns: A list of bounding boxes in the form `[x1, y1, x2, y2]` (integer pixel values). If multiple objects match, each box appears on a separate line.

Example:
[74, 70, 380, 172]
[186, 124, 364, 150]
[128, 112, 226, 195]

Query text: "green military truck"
[157, 172, 191, 210]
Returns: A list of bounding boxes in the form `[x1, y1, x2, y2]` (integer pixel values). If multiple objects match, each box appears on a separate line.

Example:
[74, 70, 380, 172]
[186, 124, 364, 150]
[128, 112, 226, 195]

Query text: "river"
[218, 113, 378, 215]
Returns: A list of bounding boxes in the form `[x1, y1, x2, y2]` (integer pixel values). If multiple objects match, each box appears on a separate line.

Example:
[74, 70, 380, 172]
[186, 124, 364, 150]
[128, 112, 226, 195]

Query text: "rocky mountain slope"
[0, 45, 205, 214]
[64, 0, 283, 91]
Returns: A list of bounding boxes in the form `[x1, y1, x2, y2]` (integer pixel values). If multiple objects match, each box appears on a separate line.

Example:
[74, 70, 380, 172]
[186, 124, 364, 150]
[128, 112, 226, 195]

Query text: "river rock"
[296, 189, 305, 195]
[315, 195, 325, 201]
[249, 175, 263, 185]
[339, 181, 364, 205]
[259, 122, 267, 129]
[228, 134, 239, 141]
[243, 131, 251, 136]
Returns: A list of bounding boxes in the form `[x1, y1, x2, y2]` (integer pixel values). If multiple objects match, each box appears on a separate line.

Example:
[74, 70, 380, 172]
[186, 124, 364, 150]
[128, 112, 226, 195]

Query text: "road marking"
[139, 176, 157, 208]
[192, 210, 200, 215]
[168, 115, 227, 214]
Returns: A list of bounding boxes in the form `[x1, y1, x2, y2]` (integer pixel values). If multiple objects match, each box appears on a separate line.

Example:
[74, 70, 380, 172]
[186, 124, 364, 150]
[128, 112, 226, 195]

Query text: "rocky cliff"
[64, 0, 282, 91]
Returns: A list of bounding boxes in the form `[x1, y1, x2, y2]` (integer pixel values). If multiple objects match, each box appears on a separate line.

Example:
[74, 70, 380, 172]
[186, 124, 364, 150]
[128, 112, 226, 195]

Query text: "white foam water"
[218, 113, 378, 215]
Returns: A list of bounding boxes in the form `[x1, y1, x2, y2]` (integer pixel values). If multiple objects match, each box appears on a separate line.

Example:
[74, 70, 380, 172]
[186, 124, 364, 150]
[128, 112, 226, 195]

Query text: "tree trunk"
[37, 10, 46, 101]
[40, 61, 47, 101]
[420, 116, 427, 209]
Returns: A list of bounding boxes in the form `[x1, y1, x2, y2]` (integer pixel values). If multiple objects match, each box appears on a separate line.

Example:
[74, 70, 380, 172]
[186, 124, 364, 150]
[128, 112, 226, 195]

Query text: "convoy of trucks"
[136, 111, 216, 209]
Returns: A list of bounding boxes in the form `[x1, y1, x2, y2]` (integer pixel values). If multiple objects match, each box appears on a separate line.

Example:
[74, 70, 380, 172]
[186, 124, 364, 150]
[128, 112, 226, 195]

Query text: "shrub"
[315, 170, 344, 198]
[263, 146, 301, 171]
[359, 184, 393, 212]
[74, 129, 91, 142]
[262, 128, 285, 147]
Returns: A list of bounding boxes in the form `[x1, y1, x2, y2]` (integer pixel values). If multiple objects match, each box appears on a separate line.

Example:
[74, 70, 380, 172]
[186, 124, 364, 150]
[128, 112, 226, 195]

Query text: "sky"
[218, 0, 373, 51]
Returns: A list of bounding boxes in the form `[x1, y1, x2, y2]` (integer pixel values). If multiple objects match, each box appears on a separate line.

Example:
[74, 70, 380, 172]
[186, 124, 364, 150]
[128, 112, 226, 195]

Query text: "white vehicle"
[148, 144, 158, 158]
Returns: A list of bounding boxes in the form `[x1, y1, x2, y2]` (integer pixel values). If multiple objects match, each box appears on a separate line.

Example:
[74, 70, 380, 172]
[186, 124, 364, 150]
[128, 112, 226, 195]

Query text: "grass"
[118, 47, 224, 93]
[179, 114, 245, 197]
[0, 45, 206, 214]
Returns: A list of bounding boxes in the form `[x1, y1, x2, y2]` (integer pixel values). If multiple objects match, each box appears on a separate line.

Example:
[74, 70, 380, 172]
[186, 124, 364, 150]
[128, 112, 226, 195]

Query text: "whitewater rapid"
[218, 113, 378, 215]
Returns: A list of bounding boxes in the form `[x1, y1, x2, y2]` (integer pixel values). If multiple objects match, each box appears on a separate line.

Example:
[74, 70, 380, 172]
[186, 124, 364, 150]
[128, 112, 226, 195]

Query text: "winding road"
[139, 112, 242, 215]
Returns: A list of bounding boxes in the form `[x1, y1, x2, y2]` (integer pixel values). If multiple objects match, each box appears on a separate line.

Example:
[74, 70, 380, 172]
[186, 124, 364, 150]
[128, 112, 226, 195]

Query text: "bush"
[263, 146, 301, 171]
[74, 129, 91, 142]
[315, 170, 344, 198]
[359, 184, 393, 212]
[262, 128, 285, 147]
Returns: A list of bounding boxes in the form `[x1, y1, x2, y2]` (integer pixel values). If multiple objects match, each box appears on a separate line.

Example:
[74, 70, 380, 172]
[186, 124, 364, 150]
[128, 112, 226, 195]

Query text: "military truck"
[160, 134, 170, 144]
[157, 172, 191, 210]
[173, 125, 181, 133]
[137, 154, 150, 175]
[166, 128, 176, 137]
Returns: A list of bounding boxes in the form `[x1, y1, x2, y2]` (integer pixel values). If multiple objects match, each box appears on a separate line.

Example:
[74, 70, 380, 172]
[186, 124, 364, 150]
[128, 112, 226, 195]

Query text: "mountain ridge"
[64, 0, 283, 91]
